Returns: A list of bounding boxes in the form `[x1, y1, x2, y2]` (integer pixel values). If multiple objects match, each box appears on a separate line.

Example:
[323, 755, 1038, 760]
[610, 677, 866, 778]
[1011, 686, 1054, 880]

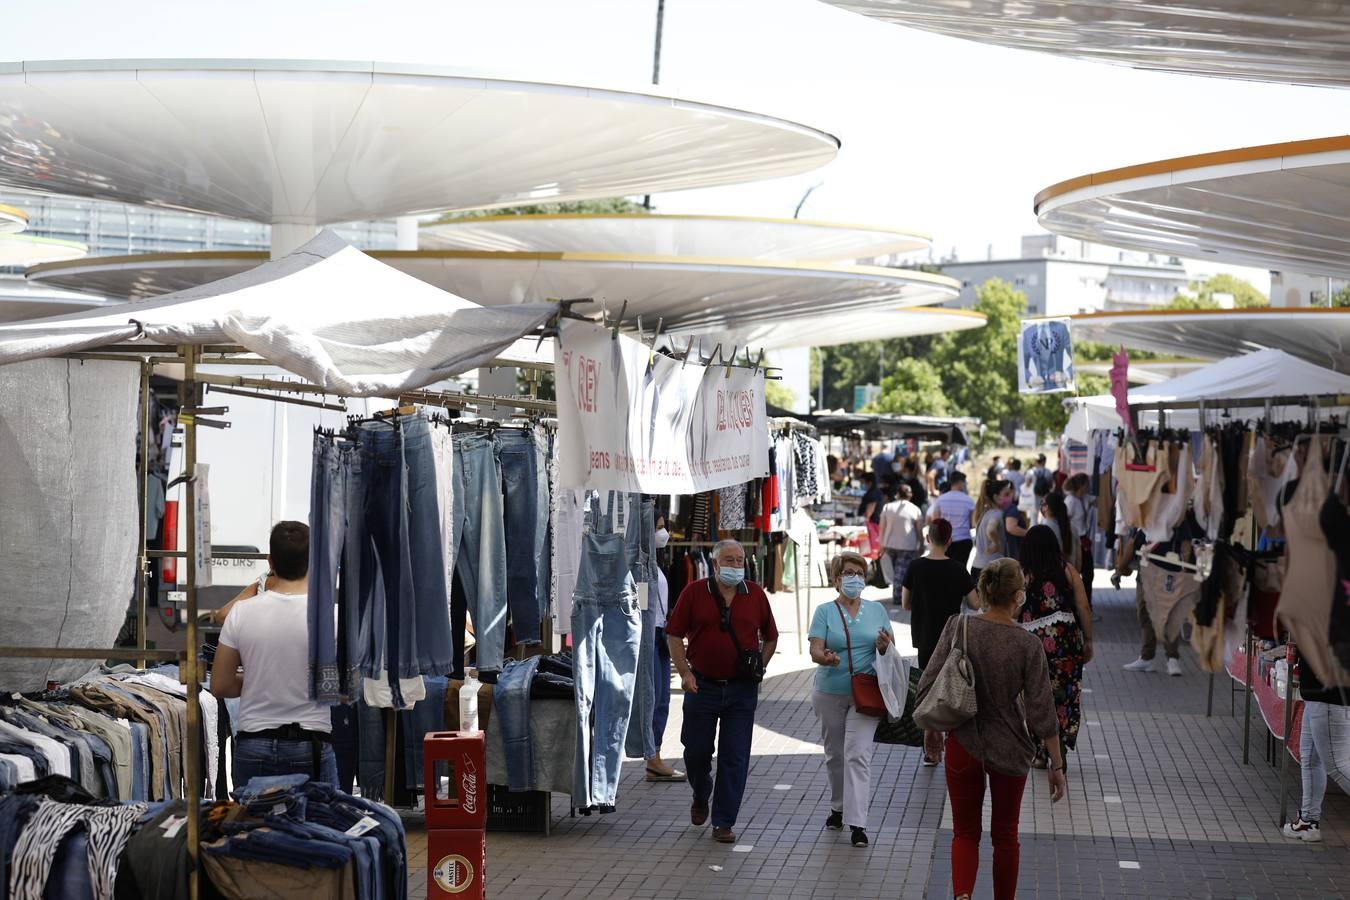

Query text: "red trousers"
[945, 734, 1028, 899]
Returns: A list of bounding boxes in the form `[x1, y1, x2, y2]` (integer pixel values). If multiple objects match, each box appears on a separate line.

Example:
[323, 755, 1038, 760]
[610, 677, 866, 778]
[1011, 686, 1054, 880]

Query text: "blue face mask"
[840, 574, 866, 600]
[717, 566, 744, 587]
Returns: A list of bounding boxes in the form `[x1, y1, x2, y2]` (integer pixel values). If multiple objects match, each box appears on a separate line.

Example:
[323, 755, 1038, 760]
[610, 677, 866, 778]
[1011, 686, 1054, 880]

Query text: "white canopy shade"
[0, 60, 839, 225]
[0, 230, 555, 396]
[421, 214, 930, 263]
[1063, 348, 1350, 441]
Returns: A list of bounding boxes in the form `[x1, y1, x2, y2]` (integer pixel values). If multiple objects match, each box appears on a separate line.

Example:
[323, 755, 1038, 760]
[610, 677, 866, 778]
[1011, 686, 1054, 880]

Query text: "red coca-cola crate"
[423, 731, 487, 831]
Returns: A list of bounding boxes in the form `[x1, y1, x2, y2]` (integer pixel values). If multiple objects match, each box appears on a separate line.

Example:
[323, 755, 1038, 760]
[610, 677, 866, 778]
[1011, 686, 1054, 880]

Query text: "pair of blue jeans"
[309, 436, 356, 702]
[682, 676, 759, 829]
[401, 677, 448, 791]
[496, 429, 546, 646]
[652, 626, 673, 752]
[496, 656, 542, 790]
[453, 433, 508, 673]
[571, 492, 643, 810]
[233, 737, 339, 790]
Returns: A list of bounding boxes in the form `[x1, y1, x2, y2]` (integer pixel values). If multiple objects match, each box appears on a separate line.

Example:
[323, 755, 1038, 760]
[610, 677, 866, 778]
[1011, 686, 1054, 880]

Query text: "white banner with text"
[557, 321, 768, 493]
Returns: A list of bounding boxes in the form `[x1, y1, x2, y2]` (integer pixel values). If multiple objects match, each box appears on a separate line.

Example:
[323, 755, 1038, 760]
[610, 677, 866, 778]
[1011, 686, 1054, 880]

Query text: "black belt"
[691, 669, 735, 687]
[236, 725, 331, 781]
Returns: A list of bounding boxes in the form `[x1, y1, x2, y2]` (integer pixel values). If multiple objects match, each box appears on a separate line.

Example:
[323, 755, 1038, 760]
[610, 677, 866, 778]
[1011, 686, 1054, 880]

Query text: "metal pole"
[180, 345, 203, 900]
[1278, 641, 1297, 826]
[793, 542, 803, 655]
[1206, 672, 1214, 718]
[136, 361, 152, 669]
[1242, 627, 1254, 765]
[384, 708, 397, 803]
[643, 0, 665, 211]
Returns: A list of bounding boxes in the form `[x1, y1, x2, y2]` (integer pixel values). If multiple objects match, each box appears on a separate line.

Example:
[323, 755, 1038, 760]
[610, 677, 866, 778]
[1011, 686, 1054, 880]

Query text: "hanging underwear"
[1114, 440, 1168, 528]
[1247, 435, 1294, 532]
[1276, 434, 1350, 687]
[1142, 442, 1192, 543]
[1193, 435, 1225, 542]
[1140, 562, 1201, 645]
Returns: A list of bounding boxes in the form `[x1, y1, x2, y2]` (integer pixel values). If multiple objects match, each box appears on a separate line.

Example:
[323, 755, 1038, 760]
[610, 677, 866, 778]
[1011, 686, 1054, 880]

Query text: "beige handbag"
[912, 614, 978, 732]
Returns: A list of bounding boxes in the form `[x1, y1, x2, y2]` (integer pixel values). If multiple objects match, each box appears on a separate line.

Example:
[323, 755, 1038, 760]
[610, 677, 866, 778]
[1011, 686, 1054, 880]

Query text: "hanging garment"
[1191, 544, 1243, 674]
[717, 483, 749, 531]
[571, 493, 643, 811]
[1114, 441, 1169, 528]
[1321, 492, 1350, 677]
[1248, 435, 1295, 532]
[1193, 435, 1225, 542]
[1142, 442, 1193, 543]
[1139, 563, 1201, 647]
[1277, 435, 1350, 687]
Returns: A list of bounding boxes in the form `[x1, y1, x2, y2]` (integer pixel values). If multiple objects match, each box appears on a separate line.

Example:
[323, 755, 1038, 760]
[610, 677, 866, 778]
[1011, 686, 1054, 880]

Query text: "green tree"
[929, 278, 1025, 430]
[865, 357, 951, 416]
[765, 379, 797, 411]
[1168, 273, 1267, 309]
[1021, 373, 1109, 441]
[1330, 285, 1350, 308]
[436, 197, 650, 223]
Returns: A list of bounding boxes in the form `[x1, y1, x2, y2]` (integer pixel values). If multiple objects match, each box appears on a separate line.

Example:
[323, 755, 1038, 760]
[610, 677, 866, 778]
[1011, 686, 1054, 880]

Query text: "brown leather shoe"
[691, 803, 709, 826]
[713, 826, 736, 843]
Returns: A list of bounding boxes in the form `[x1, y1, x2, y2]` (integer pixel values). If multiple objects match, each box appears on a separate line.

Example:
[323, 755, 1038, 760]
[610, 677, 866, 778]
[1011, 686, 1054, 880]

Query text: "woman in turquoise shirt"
[808, 550, 895, 849]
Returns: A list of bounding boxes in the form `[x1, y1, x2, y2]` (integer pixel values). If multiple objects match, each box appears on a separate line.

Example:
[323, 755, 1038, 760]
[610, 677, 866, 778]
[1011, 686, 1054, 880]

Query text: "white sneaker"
[1166, 658, 1183, 677]
[1282, 818, 1322, 842]
[1123, 657, 1156, 672]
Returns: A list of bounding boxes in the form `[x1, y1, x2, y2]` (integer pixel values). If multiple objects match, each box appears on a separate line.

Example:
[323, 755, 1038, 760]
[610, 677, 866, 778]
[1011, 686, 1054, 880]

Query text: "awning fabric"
[0, 230, 556, 397]
[1065, 349, 1350, 441]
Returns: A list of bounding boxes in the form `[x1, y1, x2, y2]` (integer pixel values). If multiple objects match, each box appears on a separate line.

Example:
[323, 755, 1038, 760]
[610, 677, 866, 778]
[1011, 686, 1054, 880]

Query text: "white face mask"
[654, 528, 670, 549]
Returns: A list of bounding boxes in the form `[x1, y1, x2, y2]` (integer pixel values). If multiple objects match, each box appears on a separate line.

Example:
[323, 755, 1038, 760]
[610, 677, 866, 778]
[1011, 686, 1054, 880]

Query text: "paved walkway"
[405, 583, 1350, 899]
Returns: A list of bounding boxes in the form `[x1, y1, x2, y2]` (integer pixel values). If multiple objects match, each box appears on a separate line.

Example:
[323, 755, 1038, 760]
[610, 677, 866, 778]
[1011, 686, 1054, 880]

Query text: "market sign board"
[557, 321, 768, 493]
[1019, 318, 1075, 394]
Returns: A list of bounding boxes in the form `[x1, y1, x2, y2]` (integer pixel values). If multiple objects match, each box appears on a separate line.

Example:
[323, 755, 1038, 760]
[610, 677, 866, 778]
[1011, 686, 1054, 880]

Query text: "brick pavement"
[405, 582, 1350, 899]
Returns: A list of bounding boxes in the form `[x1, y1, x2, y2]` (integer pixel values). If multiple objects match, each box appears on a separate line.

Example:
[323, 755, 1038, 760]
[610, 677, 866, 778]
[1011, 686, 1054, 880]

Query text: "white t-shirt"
[1066, 494, 1090, 538]
[880, 500, 922, 551]
[929, 489, 976, 542]
[218, 590, 331, 734]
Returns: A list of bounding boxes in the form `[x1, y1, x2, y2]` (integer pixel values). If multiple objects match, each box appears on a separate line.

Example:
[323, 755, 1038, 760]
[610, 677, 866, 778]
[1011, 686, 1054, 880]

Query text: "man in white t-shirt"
[210, 521, 337, 787]
[879, 484, 923, 606]
[927, 471, 976, 569]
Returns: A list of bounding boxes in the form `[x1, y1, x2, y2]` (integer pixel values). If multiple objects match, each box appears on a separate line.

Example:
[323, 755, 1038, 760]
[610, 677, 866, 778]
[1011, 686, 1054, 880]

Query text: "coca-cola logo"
[462, 755, 478, 815]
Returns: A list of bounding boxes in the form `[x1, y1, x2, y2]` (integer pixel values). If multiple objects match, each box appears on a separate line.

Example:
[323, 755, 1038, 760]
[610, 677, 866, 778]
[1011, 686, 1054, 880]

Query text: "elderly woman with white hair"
[808, 550, 895, 849]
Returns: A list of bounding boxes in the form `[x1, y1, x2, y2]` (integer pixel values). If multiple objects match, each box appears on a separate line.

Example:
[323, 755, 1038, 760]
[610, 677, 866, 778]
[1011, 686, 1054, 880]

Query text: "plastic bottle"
[459, 668, 481, 733]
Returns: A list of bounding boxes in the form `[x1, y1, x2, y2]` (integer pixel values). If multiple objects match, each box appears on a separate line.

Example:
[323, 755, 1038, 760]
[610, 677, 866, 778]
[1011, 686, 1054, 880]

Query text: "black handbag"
[720, 602, 765, 684]
[872, 666, 924, 747]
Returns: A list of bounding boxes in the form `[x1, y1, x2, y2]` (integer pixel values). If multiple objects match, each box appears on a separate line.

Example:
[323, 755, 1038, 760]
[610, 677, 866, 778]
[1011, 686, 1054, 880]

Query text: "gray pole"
[643, 0, 666, 212]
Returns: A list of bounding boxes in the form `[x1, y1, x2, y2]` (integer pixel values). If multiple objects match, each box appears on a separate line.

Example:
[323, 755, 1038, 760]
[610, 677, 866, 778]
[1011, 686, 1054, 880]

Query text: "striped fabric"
[9, 799, 148, 900]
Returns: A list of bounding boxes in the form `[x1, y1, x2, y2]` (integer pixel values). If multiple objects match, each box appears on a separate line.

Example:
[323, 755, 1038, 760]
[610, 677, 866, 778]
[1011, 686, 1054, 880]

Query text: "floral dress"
[1018, 570, 1086, 750]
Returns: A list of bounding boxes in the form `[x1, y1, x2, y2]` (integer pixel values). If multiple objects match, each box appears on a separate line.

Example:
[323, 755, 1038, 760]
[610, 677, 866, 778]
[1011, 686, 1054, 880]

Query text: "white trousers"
[812, 691, 877, 829]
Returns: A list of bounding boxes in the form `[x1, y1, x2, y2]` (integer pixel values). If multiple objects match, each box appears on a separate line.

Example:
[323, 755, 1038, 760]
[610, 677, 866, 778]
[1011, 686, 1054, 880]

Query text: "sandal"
[645, 766, 687, 782]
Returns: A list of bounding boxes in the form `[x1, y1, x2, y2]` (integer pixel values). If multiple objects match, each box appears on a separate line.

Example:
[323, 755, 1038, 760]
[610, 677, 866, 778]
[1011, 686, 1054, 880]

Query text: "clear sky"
[7, 0, 1348, 289]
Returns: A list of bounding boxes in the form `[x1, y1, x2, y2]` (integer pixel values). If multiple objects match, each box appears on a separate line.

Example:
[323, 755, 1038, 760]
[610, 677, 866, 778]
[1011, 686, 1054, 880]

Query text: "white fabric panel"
[0, 358, 137, 690]
[0, 231, 555, 396]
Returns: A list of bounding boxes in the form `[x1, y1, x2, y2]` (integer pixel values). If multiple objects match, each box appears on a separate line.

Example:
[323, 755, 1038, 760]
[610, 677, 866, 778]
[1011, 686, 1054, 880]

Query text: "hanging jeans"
[946, 734, 1028, 900]
[402, 677, 448, 791]
[453, 433, 508, 673]
[308, 436, 355, 703]
[495, 429, 544, 646]
[571, 493, 643, 810]
[682, 676, 758, 829]
[497, 656, 542, 791]
[624, 497, 659, 760]
[1300, 702, 1350, 823]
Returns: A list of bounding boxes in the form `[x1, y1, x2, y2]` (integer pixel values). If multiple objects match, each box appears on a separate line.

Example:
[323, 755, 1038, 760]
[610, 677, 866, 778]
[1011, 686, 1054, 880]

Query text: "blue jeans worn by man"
[233, 737, 339, 790]
[682, 676, 758, 830]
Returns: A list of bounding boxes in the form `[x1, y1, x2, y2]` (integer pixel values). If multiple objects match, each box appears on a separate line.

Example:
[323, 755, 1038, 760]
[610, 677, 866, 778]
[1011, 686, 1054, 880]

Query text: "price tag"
[160, 816, 187, 838]
[637, 582, 649, 611]
[345, 815, 380, 837]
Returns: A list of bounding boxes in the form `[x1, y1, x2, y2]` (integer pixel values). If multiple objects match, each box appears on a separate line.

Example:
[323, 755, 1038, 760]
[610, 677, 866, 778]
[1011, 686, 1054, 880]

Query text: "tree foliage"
[441, 197, 649, 222]
[1168, 273, 1267, 309]
[866, 357, 952, 416]
[927, 278, 1024, 428]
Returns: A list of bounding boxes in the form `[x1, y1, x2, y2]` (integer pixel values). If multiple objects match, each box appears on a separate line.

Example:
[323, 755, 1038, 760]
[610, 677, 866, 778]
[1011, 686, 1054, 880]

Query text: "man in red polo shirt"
[666, 539, 778, 844]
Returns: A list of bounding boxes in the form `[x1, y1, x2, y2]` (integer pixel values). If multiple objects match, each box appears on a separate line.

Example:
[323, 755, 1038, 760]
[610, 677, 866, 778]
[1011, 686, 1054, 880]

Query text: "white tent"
[0, 229, 557, 396]
[1064, 349, 1350, 442]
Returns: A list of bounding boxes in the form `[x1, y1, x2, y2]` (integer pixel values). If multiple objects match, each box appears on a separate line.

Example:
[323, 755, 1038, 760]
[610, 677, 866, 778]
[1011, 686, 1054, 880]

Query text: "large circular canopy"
[1035, 136, 1350, 279]
[422, 214, 929, 262]
[0, 233, 86, 268]
[0, 60, 839, 224]
[0, 204, 25, 234]
[702, 307, 985, 350]
[821, 1, 1350, 88]
[28, 250, 963, 347]
[0, 277, 113, 323]
[1068, 308, 1350, 374]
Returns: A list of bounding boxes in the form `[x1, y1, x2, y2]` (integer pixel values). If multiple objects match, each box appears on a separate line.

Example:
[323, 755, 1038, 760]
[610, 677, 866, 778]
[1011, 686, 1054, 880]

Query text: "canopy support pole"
[136, 360, 152, 669]
[180, 344, 204, 900]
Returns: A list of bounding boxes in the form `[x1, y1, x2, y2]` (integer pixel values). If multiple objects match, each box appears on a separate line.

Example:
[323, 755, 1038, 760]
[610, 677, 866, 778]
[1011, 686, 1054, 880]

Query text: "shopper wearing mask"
[918, 558, 1066, 900]
[645, 515, 685, 782]
[971, 479, 1016, 582]
[808, 552, 895, 849]
[667, 540, 779, 843]
[879, 484, 923, 605]
[928, 471, 976, 569]
[901, 458, 929, 514]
